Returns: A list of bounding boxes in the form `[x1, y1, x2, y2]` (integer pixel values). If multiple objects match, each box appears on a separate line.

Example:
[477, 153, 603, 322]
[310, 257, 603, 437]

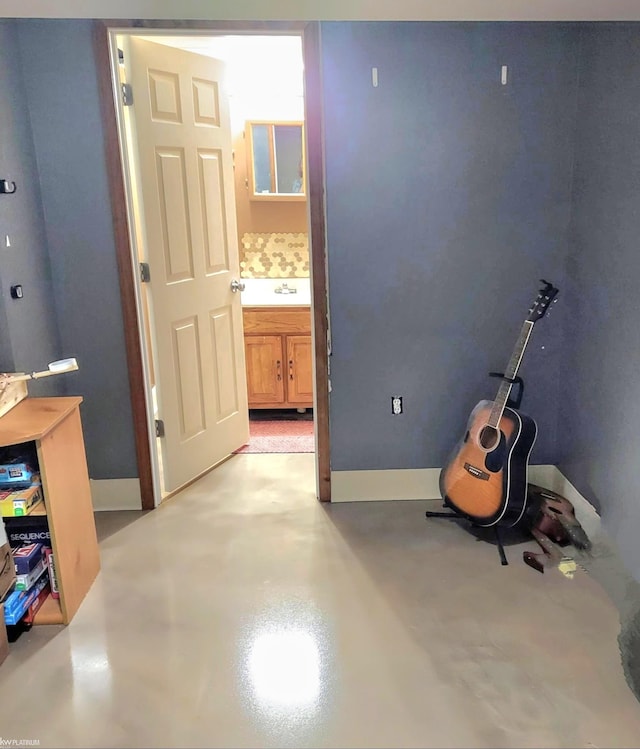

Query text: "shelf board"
[27, 502, 47, 516]
[32, 594, 64, 625]
[0, 397, 83, 447]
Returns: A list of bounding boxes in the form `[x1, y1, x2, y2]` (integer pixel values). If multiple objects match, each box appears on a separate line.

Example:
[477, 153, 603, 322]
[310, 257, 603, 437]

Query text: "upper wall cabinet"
[246, 121, 305, 201]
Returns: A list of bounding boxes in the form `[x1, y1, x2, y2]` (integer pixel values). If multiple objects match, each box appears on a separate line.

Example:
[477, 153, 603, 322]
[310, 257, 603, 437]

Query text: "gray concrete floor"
[1, 453, 639, 748]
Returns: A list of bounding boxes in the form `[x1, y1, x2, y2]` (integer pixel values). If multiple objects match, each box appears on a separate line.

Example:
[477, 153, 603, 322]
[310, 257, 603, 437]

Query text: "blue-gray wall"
[5, 20, 580, 476]
[559, 23, 640, 579]
[6, 19, 640, 583]
[16, 20, 137, 478]
[323, 22, 577, 470]
[0, 21, 62, 396]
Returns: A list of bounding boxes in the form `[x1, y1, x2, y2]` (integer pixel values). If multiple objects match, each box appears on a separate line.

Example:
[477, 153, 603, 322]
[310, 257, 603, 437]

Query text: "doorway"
[100, 30, 328, 504]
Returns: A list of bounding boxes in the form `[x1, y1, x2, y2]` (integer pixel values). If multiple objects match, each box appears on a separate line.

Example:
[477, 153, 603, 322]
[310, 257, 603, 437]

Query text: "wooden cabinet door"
[286, 335, 313, 405]
[245, 336, 285, 406]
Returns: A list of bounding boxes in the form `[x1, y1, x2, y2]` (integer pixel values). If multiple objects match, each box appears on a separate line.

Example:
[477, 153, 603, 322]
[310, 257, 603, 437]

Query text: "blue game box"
[4, 571, 49, 625]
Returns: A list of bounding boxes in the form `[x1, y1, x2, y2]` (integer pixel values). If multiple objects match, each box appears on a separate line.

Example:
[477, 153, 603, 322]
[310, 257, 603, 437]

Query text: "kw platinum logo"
[0, 740, 40, 747]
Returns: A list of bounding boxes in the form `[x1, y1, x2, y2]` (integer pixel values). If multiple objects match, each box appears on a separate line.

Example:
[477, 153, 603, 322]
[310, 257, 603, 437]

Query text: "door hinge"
[122, 82, 134, 106]
[155, 419, 165, 437]
[140, 262, 150, 283]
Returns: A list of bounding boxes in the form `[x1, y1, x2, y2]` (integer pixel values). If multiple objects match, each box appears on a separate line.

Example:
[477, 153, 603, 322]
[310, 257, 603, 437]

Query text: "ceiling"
[4, 0, 640, 21]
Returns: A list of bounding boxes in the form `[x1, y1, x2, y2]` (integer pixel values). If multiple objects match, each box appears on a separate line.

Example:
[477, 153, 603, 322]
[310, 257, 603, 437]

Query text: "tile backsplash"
[240, 232, 309, 278]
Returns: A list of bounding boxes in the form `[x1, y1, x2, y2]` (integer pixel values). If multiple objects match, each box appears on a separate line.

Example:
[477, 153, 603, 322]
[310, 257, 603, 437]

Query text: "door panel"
[210, 306, 240, 421]
[287, 335, 313, 405]
[172, 316, 206, 439]
[148, 69, 182, 122]
[127, 37, 249, 493]
[245, 336, 285, 405]
[192, 78, 220, 126]
[197, 149, 228, 273]
[156, 148, 194, 282]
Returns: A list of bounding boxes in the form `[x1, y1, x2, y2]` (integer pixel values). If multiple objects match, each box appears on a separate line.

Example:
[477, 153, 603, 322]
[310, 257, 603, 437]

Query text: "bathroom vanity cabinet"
[243, 307, 313, 409]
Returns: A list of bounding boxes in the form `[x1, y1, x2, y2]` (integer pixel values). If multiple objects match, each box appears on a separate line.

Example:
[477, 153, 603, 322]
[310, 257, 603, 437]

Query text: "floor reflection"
[248, 628, 321, 709]
[238, 599, 333, 739]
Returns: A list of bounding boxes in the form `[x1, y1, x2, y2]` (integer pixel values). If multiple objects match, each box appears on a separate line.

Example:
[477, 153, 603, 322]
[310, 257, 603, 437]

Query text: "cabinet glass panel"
[247, 121, 305, 200]
[251, 124, 272, 194]
[274, 125, 303, 194]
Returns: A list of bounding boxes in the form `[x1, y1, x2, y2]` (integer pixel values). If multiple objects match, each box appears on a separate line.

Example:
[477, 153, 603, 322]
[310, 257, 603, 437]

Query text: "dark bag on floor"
[524, 483, 591, 550]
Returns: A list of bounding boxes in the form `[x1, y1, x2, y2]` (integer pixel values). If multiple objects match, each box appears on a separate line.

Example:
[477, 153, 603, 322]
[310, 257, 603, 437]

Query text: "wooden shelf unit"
[0, 397, 100, 626]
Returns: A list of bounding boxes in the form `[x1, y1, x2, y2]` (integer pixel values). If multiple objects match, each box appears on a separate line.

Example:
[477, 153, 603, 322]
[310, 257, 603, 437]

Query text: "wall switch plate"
[392, 396, 403, 415]
[10, 285, 23, 299]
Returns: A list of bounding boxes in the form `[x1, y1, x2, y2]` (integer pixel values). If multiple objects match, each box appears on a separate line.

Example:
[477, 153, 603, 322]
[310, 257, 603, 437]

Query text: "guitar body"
[439, 400, 537, 528]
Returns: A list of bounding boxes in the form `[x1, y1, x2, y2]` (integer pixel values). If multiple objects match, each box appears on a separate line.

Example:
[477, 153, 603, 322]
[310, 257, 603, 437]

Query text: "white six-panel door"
[126, 37, 249, 493]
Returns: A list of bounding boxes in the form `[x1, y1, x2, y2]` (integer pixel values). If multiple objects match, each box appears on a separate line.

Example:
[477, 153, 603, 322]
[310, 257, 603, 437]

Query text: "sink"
[241, 278, 311, 307]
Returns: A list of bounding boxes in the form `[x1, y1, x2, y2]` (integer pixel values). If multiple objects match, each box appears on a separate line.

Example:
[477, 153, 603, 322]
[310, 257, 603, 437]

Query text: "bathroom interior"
[227, 35, 314, 456]
[135, 34, 315, 466]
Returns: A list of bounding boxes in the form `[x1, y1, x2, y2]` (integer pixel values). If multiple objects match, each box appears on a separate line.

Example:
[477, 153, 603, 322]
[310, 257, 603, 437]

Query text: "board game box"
[4, 572, 49, 625]
[12, 542, 46, 575]
[0, 462, 36, 491]
[45, 547, 59, 599]
[4, 515, 50, 546]
[15, 557, 46, 591]
[22, 586, 50, 625]
[0, 481, 43, 518]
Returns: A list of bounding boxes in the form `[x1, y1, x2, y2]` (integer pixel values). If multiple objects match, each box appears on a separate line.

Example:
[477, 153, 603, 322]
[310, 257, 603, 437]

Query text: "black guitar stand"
[489, 371, 524, 410]
[425, 509, 510, 565]
[424, 372, 526, 566]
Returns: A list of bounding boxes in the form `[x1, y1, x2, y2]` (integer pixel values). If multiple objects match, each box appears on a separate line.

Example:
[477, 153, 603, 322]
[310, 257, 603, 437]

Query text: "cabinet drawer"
[243, 306, 311, 335]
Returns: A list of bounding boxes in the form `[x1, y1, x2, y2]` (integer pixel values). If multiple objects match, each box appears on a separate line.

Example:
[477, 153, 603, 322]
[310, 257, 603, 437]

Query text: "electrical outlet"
[391, 396, 403, 415]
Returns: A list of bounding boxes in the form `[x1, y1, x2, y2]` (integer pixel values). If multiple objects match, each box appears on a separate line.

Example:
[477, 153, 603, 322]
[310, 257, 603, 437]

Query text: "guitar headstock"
[527, 279, 559, 323]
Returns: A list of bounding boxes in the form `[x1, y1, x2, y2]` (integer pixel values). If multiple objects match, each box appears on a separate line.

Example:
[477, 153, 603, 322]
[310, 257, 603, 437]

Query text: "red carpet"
[234, 419, 315, 454]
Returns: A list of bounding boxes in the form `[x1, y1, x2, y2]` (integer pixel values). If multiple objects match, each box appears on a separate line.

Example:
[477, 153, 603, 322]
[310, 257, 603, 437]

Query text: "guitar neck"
[488, 320, 535, 427]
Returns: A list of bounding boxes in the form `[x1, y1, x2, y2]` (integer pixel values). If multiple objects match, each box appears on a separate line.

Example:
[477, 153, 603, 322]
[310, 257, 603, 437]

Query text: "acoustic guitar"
[439, 281, 558, 528]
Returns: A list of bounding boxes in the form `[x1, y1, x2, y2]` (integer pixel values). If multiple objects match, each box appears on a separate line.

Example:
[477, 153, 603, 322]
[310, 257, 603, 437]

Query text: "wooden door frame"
[93, 20, 330, 510]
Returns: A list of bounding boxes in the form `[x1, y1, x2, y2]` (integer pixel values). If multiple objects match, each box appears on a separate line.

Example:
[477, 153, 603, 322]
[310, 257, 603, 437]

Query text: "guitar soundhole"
[478, 425, 500, 451]
[484, 432, 507, 473]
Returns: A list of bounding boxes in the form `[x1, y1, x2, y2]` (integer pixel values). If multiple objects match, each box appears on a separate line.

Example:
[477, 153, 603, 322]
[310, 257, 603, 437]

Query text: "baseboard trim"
[331, 465, 600, 522]
[331, 468, 442, 503]
[90, 478, 142, 511]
